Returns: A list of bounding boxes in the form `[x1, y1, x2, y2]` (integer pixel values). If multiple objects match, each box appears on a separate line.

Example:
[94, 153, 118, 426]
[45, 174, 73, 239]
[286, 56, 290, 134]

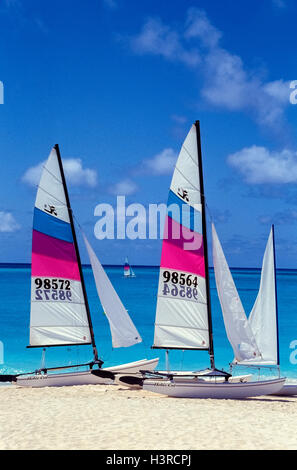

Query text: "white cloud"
[141, 148, 177, 175]
[228, 146, 297, 184]
[185, 7, 222, 48]
[109, 179, 139, 195]
[0, 212, 20, 232]
[22, 158, 98, 188]
[126, 8, 291, 130]
[129, 17, 200, 67]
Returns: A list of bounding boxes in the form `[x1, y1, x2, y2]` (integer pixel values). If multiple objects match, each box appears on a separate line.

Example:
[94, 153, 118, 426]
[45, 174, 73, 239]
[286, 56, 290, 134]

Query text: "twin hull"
[143, 377, 286, 399]
[15, 358, 159, 388]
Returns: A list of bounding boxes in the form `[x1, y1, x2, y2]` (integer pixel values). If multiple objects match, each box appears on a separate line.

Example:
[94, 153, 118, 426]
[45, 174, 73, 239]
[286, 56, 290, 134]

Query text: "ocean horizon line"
[0, 262, 296, 272]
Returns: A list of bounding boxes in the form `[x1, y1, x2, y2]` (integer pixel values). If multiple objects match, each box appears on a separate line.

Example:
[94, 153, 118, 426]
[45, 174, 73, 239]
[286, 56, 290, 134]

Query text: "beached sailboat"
[0, 145, 158, 387]
[213, 224, 297, 396]
[140, 121, 285, 398]
[123, 257, 136, 278]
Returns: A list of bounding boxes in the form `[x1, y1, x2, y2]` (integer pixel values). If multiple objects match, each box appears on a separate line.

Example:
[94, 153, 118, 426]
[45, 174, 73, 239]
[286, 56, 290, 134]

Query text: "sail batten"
[29, 147, 92, 348]
[153, 123, 211, 351]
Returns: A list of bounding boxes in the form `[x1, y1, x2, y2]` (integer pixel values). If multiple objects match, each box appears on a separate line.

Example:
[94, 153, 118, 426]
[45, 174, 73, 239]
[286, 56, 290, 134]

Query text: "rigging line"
[205, 202, 214, 224]
[73, 214, 83, 231]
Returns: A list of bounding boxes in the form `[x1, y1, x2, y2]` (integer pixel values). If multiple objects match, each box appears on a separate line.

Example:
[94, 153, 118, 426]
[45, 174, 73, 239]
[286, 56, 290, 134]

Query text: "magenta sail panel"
[32, 230, 81, 281]
[161, 216, 205, 278]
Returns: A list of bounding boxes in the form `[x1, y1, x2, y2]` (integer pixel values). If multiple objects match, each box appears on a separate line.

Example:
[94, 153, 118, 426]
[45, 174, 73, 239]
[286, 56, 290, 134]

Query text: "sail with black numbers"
[152, 122, 212, 352]
[29, 146, 93, 348]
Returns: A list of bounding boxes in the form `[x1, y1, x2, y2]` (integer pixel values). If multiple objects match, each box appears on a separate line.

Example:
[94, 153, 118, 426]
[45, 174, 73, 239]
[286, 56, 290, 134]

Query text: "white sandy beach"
[0, 384, 297, 450]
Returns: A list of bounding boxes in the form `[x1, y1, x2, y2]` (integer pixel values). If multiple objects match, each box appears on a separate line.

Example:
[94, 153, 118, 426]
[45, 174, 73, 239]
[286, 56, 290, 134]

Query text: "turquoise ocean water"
[0, 264, 297, 379]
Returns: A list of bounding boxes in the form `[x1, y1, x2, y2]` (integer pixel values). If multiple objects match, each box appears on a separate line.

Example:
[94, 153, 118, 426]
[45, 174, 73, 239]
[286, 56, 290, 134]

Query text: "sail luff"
[195, 120, 215, 369]
[54, 145, 99, 362]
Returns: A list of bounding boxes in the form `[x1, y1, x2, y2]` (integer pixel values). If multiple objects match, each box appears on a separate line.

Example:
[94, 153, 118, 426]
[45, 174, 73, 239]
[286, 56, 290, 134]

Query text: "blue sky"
[1, 0, 297, 267]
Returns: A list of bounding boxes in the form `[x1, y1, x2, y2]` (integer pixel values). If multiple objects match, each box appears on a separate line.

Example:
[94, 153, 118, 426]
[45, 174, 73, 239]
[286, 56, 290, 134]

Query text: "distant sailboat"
[0, 145, 158, 387]
[124, 257, 136, 278]
[124, 257, 131, 277]
[139, 121, 285, 398]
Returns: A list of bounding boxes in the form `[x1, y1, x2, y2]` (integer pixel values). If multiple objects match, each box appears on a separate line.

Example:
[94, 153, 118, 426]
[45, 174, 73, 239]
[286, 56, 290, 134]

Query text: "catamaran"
[124, 257, 136, 278]
[0, 145, 158, 387]
[139, 121, 285, 398]
[213, 223, 297, 396]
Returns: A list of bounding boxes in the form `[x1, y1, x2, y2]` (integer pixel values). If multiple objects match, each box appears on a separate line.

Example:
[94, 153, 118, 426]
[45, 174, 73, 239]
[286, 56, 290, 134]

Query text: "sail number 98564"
[162, 271, 199, 301]
[163, 271, 198, 287]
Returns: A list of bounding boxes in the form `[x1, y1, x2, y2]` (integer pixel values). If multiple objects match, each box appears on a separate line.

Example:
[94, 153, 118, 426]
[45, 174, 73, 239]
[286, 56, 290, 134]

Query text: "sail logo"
[177, 188, 189, 202]
[0, 341, 3, 364]
[290, 81, 297, 104]
[44, 204, 57, 216]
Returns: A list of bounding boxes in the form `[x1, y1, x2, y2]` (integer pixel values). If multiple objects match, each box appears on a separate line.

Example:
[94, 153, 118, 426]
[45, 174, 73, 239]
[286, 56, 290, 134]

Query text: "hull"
[15, 358, 159, 388]
[143, 377, 285, 399]
[270, 381, 297, 396]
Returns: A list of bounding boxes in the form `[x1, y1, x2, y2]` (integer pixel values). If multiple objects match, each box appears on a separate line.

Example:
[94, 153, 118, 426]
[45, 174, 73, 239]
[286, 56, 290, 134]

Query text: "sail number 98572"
[34, 278, 72, 302]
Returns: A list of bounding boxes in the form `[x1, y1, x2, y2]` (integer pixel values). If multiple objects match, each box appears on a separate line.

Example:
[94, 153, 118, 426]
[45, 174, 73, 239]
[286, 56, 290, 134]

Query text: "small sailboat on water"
[124, 257, 136, 278]
[0, 145, 158, 387]
[140, 121, 285, 398]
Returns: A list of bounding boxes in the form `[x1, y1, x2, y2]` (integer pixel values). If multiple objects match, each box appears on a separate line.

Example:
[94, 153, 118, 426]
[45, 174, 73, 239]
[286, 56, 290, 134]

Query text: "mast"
[54, 144, 100, 364]
[272, 224, 280, 366]
[194, 121, 215, 370]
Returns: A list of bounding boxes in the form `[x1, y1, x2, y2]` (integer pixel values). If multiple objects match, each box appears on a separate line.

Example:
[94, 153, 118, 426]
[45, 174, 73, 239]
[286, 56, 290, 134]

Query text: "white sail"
[212, 223, 261, 362]
[246, 228, 278, 365]
[83, 234, 142, 348]
[153, 124, 210, 350]
[30, 147, 91, 347]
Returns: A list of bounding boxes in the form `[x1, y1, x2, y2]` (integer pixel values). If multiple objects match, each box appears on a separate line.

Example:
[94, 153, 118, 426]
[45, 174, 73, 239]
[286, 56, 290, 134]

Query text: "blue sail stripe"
[33, 207, 73, 243]
[167, 190, 202, 233]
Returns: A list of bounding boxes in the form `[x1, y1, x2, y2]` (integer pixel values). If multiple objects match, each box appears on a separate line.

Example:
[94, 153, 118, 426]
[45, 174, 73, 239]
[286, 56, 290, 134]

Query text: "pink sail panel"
[32, 230, 81, 281]
[161, 216, 205, 278]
